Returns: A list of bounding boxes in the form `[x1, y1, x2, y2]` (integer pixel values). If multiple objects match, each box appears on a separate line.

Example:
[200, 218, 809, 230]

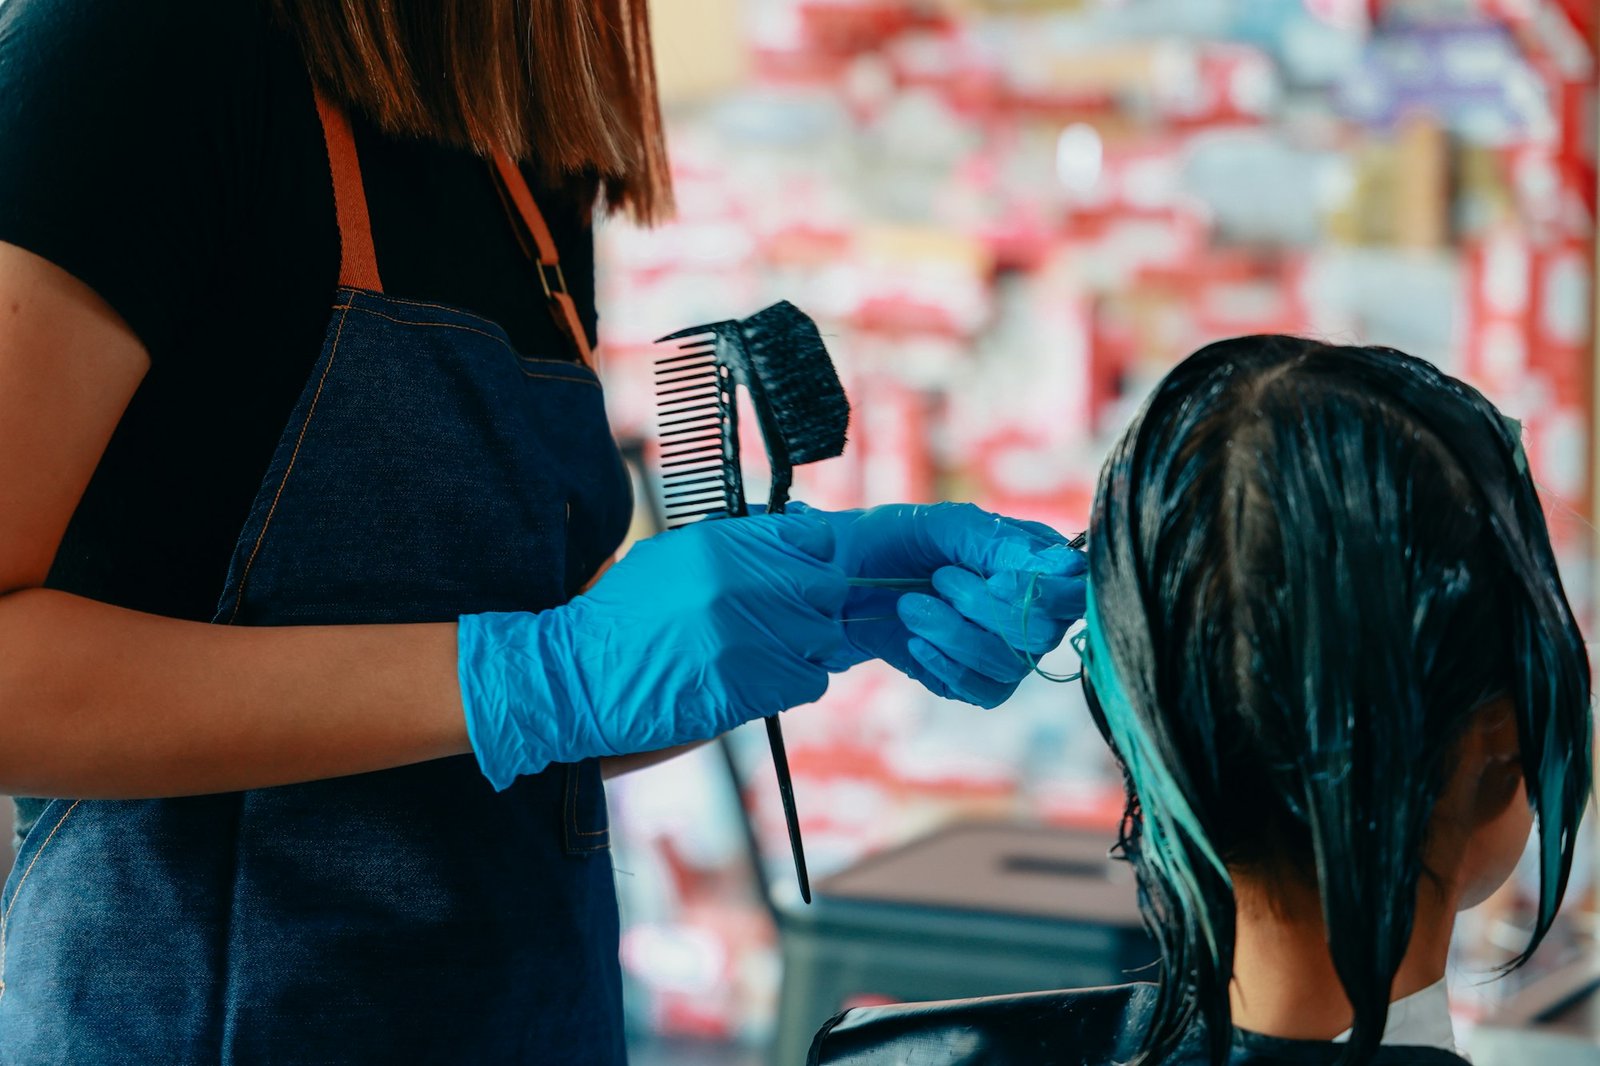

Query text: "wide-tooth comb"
[654, 332, 743, 527]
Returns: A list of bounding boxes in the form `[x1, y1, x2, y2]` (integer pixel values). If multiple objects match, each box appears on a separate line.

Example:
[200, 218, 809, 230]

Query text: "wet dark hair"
[1079, 336, 1592, 1065]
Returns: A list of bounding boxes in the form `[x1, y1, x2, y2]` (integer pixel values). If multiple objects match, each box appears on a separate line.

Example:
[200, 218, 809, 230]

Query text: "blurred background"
[595, 0, 1600, 1063]
[2, 0, 1592, 1063]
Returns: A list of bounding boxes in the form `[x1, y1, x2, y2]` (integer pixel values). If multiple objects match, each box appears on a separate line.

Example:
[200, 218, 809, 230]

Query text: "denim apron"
[0, 92, 632, 1065]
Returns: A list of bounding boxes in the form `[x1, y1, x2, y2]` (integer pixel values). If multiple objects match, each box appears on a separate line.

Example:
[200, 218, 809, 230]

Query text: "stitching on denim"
[516, 352, 600, 368]
[340, 290, 573, 329]
[344, 293, 472, 315]
[512, 350, 595, 368]
[212, 791, 247, 1061]
[571, 766, 608, 838]
[564, 765, 578, 848]
[0, 799, 82, 1002]
[330, 304, 601, 375]
[332, 296, 600, 366]
[331, 305, 510, 348]
[225, 304, 353, 624]
[566, 766, 609, 851]
[521, 370, 601, 389]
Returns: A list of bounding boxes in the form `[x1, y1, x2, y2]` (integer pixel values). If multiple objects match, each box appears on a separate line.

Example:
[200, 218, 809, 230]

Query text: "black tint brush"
[655, 301, 850, 904]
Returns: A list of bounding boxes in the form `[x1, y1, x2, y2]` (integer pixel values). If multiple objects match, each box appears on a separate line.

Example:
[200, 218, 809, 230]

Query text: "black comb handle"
[758, 489, 810, 904]
[763, 717, 810, 902]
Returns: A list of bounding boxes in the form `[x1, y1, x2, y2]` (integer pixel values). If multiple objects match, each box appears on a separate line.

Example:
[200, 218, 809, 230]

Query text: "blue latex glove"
[800, 502, 1087, 708]
[457, 512, 849, 789]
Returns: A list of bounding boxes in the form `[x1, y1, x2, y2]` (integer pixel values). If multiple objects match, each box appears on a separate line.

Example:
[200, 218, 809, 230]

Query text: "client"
[809, 336, 1592, 1065]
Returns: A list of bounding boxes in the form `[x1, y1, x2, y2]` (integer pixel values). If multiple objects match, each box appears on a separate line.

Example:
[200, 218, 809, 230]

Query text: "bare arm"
[0, 243, 469, 798]
[600, 743, 706, 780]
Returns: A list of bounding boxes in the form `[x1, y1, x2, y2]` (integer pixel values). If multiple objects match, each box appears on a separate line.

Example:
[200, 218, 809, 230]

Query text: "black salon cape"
[808, 983, 1473, 1066]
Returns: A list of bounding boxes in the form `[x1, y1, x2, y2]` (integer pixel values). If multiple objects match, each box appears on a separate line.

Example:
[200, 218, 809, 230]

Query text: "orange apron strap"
[579, 553, 616, 595]
[313, 89, 384, 293]
[491, 151, 597, 370]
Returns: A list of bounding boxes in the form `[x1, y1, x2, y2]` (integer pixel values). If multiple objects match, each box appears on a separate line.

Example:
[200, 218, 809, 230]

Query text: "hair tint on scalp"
[1079, 336, 1592, 1066]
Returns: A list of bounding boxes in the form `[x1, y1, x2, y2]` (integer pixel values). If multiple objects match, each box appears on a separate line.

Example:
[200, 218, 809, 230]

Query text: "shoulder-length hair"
[267, 0, 671, 222]
[1080, 335, 1592, 1065]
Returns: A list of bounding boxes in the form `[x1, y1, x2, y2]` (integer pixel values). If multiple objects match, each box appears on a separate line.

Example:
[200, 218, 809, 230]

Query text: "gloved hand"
[457, 512, 849, 789]
[799, 502, 1086, 708]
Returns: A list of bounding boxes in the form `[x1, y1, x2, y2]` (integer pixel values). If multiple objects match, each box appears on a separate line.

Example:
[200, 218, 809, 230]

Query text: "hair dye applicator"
[655, 301, 850, 903]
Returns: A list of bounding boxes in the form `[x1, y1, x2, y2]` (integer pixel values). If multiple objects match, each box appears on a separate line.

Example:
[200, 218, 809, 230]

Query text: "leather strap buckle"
[538, 261, 569, 299]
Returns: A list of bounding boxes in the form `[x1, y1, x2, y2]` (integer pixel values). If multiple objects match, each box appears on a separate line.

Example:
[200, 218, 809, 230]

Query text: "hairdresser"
[0, 1, 1083, 1062]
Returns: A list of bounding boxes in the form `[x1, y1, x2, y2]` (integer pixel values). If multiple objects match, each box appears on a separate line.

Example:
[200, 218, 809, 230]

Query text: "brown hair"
[267, 0, 672, 222]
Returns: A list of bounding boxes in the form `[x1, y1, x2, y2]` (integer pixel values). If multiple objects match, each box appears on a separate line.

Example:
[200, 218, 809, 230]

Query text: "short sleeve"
[0, 0, 229, 359]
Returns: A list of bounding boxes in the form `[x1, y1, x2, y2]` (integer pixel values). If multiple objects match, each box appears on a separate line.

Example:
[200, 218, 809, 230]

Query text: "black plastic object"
[654, 301, 851, 904]
[807, 982, 1474, 1065]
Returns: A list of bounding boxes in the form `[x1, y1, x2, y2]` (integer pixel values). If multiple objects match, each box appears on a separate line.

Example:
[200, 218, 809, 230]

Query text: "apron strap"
[311, 87, 592, 368]
[313, 88, 384, 293]
[490, 152, 597, 370]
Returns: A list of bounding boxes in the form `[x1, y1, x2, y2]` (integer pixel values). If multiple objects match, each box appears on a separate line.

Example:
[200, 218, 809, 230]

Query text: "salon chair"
[755, 818, 1154, 1066]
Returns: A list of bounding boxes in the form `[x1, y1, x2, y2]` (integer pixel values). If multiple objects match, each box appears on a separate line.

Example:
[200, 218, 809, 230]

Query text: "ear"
[1472, 697, 1522, 782]
[1421, 699, 1517, 844]
[1444, 696, 1534, 912]
[1443, 697, 1522, 826]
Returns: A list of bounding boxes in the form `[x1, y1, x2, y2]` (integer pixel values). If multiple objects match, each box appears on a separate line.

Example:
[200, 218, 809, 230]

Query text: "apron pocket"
[0, 797, 79, 1001]
[3, 799, 75, 908]
[561, 760, 610, 855]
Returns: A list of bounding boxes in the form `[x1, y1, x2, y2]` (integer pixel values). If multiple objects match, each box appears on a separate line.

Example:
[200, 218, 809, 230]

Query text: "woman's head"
[1079, 335, 1591, 1064]
[268, 0, 671, 222]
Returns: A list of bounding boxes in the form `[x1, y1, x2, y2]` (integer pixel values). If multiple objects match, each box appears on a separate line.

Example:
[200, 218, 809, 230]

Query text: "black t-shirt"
[0, 0, 599, 622]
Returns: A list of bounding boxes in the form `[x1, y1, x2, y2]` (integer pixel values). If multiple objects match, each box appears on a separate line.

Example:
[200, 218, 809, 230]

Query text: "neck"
[1228, 872, 1454, 1042]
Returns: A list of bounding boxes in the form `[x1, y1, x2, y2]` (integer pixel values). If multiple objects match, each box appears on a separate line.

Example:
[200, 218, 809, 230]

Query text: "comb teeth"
[658, 380, 720, 398]
[656, 322, 742, 529]
[661, 405, 719, 429]
[661, 469, 731, 524]
[660, 386, 720, 402]
[664, 486, 726, 503]
[664, 505, 728, 524]
[656, 359, 716, 380]
[660, 417, 721, 433]
[660, 404, 720, 424]
[663, 473, 723, 489]
[656, 368, 720, 388]
[665, 498, 726, 515]
[656, 357, 719, 383]
[656, 345, 716, 366]
[661, 431, 722, 450]
[659, 384, 721, 401]
[664, 481, 724, 499]
[661, 450, 723, 469]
